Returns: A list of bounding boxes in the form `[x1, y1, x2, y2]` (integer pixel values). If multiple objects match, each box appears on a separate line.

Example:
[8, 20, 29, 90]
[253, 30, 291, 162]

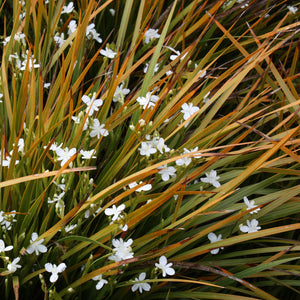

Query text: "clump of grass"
[1, 0, 300, 299]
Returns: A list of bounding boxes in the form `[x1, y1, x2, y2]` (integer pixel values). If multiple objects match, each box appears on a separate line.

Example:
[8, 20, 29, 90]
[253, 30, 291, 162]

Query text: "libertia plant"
[0, 0, 300, 299]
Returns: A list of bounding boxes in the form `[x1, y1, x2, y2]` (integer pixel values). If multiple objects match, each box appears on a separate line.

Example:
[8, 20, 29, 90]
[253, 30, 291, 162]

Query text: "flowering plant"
[0, 0, 299, 299]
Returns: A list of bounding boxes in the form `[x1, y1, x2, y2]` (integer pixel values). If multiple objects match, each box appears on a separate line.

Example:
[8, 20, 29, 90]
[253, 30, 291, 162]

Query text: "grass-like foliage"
[1, 0, 300, 299]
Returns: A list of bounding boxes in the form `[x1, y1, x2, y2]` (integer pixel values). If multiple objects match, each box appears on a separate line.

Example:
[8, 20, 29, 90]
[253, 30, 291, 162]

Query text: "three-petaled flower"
[138, 142, 157, 157]
[240, 219, 261, 233]
[82, 94, 103, 116]
[105, 204, 125, 221]
[7, 257, 21, 273]
[243, 196, 260, 214]
[155, 255, 175, 277]
[144, 28, 160, 44]
[55, 147, 76, 167]
[137, 92, 159, 110]
[89, 119, 109, 139]
[80, 149, 96, 160]
[113, 83, 130, 103]
[181, 103, 199, 121]
[200, 170, 221, 188]
[131, 272, 151, 293]
[45, 262, 67, 283]
[100, 46, 117, 59]
[158, 165, 177, 181]
[27, 232, 47, 255]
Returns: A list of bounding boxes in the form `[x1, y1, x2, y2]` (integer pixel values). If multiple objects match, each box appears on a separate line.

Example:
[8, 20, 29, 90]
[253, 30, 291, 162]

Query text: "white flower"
[207, 232, 223, 254]
[138, 142, 157, 157]
[181, 103, 199, 121]
[15, 32, 26, 44]
[48, 142, 63, 152]
[54, 179, 66, 191]
[137, 92, 159, 110]
[155, 256, 175, 277]
[48, 191, 65, 204]
[240, 219, 261, 233]
[84, 203, 101, 218]
[64, 224, 77, 233]
[131, 272, 151, 293]
[0, 152, 19, 167]
[0, 210, 17, 231]
[12, 138, 24, 153]
[19, 12, 26, 20]
[109, 238, 134, 262]
[61, 2, 74, 14]
[243, 196, 260, 214]
[143, 62, 159, 74]
[4, 32, 25, 45]
[82, 94, 103, 116]
[170, 49, 181, 61]
[86, 23, 102, 43]
[44, 82, 51, 89]
[144, 28, 160, 44]
[100, 46, 117, 58]
[0, 239, 13, 252]
[128, 181, 152, 192]
[45, 263, 67, 283]
[71, 112, 89, 130]
[80, 149, 96, 160]
[92, 274, 108, 290]
[54, 32, 65, 47]
[20, 56, 40, 71]
[68, 20, 77, 35]
[55, 147, 76, 167]
[109, 8, 115, 16]
[27, 232, 47, 255]
[3, 36, 11, 45]
[89, 119, 109, 139]
[121, 224, 128, 231]
[287, 5, 298, 14]
[105, 204, 125, 221]
[170, 51, 187, 61]
[165, 46, 188, 61]
[176, 148, 197, 167]
[150, 137, 170, 154]
[190, 146, 202, 158]
[113, 83, 130, 103]
[200, 170, 221, 188]
[7, 257, 21, 273]
[158, 165, 177, 181]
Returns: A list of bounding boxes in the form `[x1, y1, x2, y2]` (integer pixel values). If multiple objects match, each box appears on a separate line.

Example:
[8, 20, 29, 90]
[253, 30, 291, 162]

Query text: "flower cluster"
[109, 238, 134, 262]
[240, 197, 261, 233]
[138, 135, 170, 157]
[0, 210, 17, 231]
[137, 92, 159, 110]
[0, 138, 24, 168]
